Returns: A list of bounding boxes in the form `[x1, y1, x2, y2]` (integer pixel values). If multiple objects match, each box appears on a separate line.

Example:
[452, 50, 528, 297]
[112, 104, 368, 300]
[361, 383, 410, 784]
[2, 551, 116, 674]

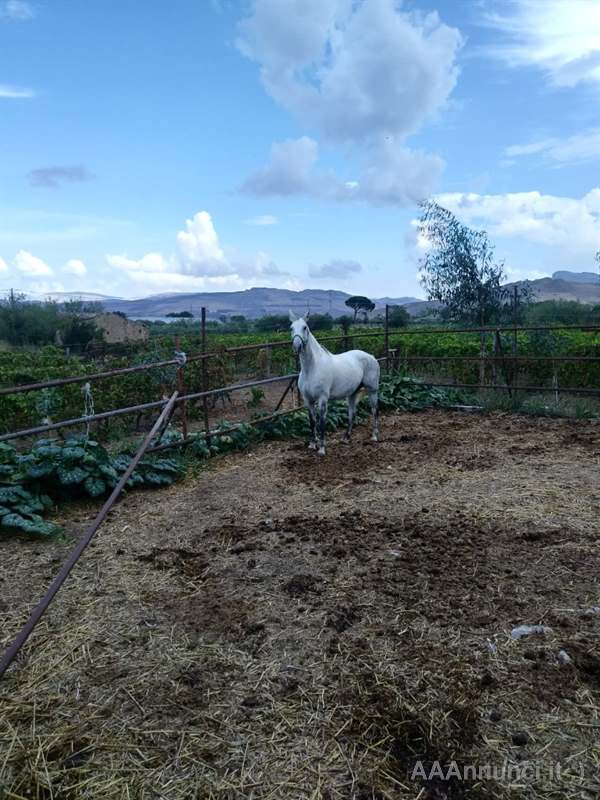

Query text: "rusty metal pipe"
[145, 406, 304, 454]
[0, 358, 180, 397]
[0, 391, 179, 682]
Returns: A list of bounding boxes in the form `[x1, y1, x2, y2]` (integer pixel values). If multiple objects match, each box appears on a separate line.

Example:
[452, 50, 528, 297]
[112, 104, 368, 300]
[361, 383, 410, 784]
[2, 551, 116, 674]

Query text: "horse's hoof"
[342, 437, 350, 445]
[318, 447, 326, 456]
[308, 441, 317, 450]
[371, 434, 379, 442]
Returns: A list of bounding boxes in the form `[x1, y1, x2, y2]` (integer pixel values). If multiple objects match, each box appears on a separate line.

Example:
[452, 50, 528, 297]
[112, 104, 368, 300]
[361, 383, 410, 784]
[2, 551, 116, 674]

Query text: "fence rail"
[2, 313, 600, 677]
[2, 309, 600, 447]
[0, 391, 180, 681]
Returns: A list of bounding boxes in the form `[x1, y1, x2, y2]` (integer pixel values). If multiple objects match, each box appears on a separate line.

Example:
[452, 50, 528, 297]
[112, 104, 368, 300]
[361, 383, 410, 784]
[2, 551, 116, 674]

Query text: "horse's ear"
[305, 311, 310, 320]
[288, 309, 297, 322]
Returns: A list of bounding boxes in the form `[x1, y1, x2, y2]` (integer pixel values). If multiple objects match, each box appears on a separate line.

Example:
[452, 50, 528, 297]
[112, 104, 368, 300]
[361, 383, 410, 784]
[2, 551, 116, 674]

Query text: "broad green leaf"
[84, 476, 106, 497]
[1, 512, 58, 537]
[33, 444, 62, 458]
[57, 465, 88, 486]
[26, 461, 55, 479]
[61, 446, 86, 462]
[98, 464, 118, 480]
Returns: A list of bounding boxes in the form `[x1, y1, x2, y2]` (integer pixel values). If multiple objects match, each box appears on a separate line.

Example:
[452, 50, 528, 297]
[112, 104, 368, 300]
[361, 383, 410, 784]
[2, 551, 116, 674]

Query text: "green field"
[2, 324, 600, 437]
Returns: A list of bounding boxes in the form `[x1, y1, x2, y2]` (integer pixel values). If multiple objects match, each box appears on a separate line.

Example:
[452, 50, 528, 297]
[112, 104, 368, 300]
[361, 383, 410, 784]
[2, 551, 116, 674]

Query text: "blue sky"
[1, 0, 599, 300]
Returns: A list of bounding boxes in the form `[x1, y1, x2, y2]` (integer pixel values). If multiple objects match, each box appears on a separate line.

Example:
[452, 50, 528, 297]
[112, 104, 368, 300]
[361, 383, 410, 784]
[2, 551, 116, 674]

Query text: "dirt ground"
[1, 409, 599, 799]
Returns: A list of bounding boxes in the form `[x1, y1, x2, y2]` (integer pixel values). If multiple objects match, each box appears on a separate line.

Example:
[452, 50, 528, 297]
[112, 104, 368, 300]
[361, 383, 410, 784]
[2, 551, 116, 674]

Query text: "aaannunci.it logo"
[410, 760, 585, 783]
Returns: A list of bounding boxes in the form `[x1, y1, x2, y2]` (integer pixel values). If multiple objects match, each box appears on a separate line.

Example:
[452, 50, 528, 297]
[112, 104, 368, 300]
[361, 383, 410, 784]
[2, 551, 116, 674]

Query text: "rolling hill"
[98, 287, 425, 319]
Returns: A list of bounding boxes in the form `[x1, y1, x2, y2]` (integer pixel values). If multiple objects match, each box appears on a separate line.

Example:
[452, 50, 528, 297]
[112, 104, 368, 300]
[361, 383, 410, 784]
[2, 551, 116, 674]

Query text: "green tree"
[344, 295, 375, 322]
[59, 315, 100, 349]
[335, 315, 352, 335]
[388, 305, 410, 328]
[0, 292, 61, 346]
[418, 200, 510, 325]
[254, 314, 290, 332]
[524, 300, 594, 327]
[306, 313, 333, 331]
[63, 299, 104, 314]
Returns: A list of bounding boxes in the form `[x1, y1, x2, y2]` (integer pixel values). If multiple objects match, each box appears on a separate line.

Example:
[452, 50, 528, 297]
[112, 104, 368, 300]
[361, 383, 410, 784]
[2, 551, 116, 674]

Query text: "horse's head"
[289, 309, 310, 353]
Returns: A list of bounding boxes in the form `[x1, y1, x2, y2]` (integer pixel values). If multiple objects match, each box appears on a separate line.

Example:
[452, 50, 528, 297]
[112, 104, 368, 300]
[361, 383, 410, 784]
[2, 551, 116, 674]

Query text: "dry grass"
[1, 409, 599, 799]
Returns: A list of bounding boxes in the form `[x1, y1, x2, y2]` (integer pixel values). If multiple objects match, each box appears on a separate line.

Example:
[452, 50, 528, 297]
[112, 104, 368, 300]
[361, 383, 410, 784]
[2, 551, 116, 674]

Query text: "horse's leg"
[307, 401, 318, 449]
[369, 389, 379, 442]
[317, 398, 328, 455]
[344, 390, 360, 443]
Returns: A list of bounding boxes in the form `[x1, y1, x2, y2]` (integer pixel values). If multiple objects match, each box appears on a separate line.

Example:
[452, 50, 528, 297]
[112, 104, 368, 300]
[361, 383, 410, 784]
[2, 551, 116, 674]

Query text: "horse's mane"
[308, 328, 332, 355]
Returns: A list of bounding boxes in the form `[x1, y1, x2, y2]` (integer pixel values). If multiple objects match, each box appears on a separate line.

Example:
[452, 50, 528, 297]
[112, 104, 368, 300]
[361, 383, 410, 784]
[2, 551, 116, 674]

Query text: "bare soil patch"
[1, 410, 599, 799]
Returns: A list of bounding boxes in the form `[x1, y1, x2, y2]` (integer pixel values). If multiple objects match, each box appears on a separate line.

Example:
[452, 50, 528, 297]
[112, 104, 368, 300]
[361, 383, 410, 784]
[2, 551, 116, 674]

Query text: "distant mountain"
[8, 290, 120, 303]
[507, 274, 600, 304]
[373, 296, 421, 306]
[552, 270, 599, 284]
[99, 287, 423, 319]
[50, 291, 121, 303]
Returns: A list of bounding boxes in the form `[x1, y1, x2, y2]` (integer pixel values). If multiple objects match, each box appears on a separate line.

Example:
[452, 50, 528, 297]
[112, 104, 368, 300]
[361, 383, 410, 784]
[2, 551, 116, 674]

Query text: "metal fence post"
[384, 304, 390, 372]
[201, 307, 211, 446]
[175, 335, 188, 439]
[512, 285, 519, 396]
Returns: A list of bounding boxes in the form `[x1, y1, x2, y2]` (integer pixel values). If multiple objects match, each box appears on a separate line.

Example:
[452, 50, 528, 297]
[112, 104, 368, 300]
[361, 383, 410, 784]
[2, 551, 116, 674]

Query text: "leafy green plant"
[112, 453, 184, 488]
[376, 372, 467, 411]
[247, 387, 265, 409]
[23, 436, 119, 499]
[0, 485, 57, 537]
[0, 435, 184, 537]
[0, 442, 58, 536]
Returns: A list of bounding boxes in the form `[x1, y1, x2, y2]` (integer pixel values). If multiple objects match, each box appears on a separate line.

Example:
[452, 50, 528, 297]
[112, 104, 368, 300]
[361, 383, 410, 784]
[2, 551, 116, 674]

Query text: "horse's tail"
[362, 352, 380, 391]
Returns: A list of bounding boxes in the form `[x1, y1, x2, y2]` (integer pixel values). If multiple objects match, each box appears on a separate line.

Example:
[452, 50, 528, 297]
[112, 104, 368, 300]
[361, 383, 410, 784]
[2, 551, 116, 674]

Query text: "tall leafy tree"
[417, 200, 509, 325]
[344, 295, 375, 322]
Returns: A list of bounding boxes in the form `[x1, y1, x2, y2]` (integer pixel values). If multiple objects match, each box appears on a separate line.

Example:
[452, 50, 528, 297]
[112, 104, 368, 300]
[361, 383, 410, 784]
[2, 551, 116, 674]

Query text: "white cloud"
[15, 250, 53, 276]
[241, 137, 320, 196]
[63, 258, 87, 276]
[175, 211, 230, 276]
[253, 250, 289, 277]
[237, 0, 462, 206]
[352, 141, 444, 207]
[0, 256, 7, 273]
[106, 210, 299, 293]
[309, 259, 363, 280]
[482, 0, 600, 88]
[122, 271, 247, 293]
[1, 1, 34, 20]
[242, 136, 444, 207]
[28, 280, 66, 296]
[108, 213, 231, 280]
[433, 188, 600, 260]
[107, 252, 171, 275]
[0, 84, 34, 98]
[505, 128, 600, 165]
[245, 214, 279, 226]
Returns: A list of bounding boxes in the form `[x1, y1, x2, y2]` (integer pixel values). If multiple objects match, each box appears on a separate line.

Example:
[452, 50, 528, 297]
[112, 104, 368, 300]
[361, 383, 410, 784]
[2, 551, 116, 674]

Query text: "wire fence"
[2, 308, 600, 448]
[2, 312, 600, 678]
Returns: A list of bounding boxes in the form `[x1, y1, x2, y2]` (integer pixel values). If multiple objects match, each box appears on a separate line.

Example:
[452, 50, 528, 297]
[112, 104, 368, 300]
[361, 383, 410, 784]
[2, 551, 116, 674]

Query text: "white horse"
[290, 310, 380, 455]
